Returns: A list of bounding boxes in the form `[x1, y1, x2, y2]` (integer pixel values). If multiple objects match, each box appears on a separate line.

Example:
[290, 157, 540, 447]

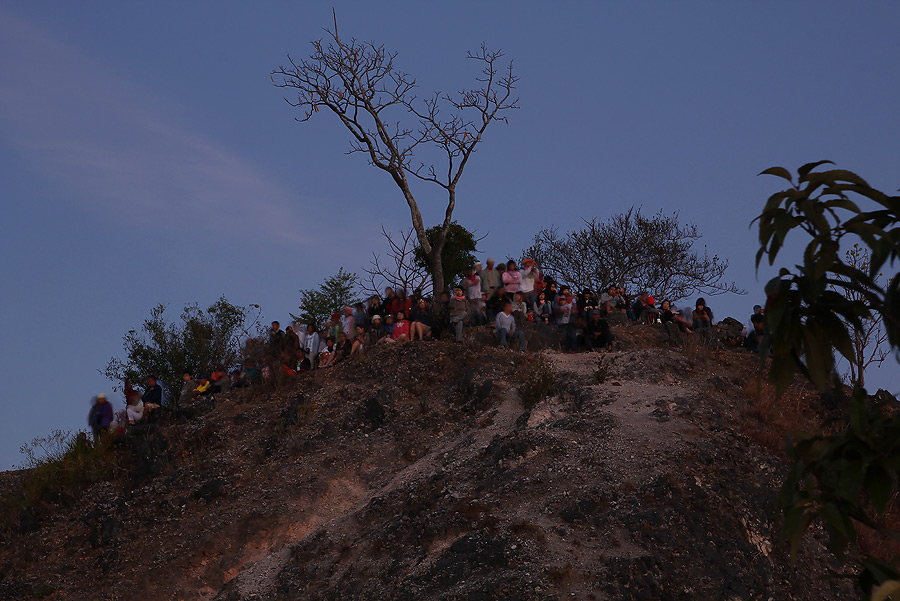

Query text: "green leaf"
[797, 160, 834, 178]
[759, 166, 794, 183]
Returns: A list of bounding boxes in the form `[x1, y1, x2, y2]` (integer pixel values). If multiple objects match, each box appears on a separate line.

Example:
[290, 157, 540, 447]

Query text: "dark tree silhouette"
[525, 207, 743, 301]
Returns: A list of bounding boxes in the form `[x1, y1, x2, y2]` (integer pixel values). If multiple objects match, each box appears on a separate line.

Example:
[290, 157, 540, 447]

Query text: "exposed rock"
[0, 325, 856, 601]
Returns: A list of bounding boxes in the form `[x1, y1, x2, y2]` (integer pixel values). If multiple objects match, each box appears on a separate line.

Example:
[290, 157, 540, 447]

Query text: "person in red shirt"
[392, 310, 411, 342]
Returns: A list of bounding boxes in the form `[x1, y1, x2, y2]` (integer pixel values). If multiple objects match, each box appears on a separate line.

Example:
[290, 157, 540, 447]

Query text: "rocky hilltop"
[0, 322, 852, 600]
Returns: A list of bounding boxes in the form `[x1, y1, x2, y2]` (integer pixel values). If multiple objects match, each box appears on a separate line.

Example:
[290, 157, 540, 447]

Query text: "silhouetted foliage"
[291, 268, 360, 329]
[526, 206, 743, 300]
[104, 296, 260, 390]
[413, 221, 480, 291]
[756, 161, 900, 598]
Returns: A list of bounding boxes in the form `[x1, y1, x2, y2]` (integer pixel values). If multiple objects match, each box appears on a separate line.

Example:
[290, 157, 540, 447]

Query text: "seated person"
[511, 292, 528, 320]
[598, 285, 618, 316]
[744, 313, 765, 352]
[660, 299, 693, 333]
[210, 366, 231, 393]
[350, 325, 366, 357]
[318, 337, 338, 367]
[585, 310, 613, 351]
[368, 314, 387, 346]
[632, 291, 660, 324]
[533, 291, 553, 323]
[692, 298, 714, 329]
[410, 297, 433, 341]
[180, 371, 197, 403]
[243, 363, 262, 386]
[576, 289, 598, 315]
[142, 375, 163, 408]
[495, 301, 525, 351]
[383, 314, 396, 339]
[124, 389, 144, 424]
[335, 333, 353, 362]
[194, 374, 212, 395]
[391, 311, 411, 343]
[296, 349, 312, 373]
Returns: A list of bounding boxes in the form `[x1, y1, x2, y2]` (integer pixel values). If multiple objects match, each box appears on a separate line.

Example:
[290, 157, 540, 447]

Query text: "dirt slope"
[0, 324, 851, 600]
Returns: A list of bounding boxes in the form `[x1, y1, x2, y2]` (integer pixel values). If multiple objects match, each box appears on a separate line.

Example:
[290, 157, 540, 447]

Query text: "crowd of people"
[89, 257, 765, 438]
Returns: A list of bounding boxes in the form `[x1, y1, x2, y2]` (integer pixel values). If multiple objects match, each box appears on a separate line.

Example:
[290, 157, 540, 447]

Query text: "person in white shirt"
[304, 324, 320, 368]
[465, 266, 485, 325]
[495, 301, 525, 351]
[519, 258, 540, 304]
[340, 306, 356, 339]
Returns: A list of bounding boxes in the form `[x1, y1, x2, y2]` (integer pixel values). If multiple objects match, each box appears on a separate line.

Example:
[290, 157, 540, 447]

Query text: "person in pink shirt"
[502, 260, 521, 300]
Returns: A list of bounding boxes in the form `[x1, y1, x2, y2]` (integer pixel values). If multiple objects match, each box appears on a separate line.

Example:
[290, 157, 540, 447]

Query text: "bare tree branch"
[360, 226, 432, 298]
[525, 207, 745, 301]
[273, 26, 517, 295]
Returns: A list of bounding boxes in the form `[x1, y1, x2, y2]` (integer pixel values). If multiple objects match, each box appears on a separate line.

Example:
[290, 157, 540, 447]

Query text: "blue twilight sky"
[1, 2, 898, 469]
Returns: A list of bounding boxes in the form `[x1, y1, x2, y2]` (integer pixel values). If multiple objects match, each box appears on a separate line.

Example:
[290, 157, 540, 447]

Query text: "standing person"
[555, 294, 577, 353]
[88, 394, 114, 440]
[481, 258, 502, 297]
[284, 326, 300, 364]
[341, 307, 356, 339]
[304, 324, 320, 368]
[449, 286, 468, 343]
[496, 301, 526, 351]
[485, 287, 506, 324]
[269, 321, 284, 348]
[520, 259, 539, 305]
[352, 303, 367, 330]
[502, 260, 521, 300]
[367, 296, 386, 325]
[465, 267, 485, 326]
[383, 287, 399, 316]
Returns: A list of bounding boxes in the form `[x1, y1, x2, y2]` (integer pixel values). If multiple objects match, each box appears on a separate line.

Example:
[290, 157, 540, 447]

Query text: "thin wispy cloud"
[0, 12, 308, 246]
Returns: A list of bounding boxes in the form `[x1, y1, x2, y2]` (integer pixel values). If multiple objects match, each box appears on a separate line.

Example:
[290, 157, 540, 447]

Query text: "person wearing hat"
[88, 393, 114, 440]
[367, 314, 387, 346]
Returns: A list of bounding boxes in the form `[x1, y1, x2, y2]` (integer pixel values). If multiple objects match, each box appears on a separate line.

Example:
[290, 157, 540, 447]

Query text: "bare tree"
[272, 19, 518, 296]
[831, 244, 890, 387]
[360, 226, 431, 298]
[525, 207, 744, 301]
